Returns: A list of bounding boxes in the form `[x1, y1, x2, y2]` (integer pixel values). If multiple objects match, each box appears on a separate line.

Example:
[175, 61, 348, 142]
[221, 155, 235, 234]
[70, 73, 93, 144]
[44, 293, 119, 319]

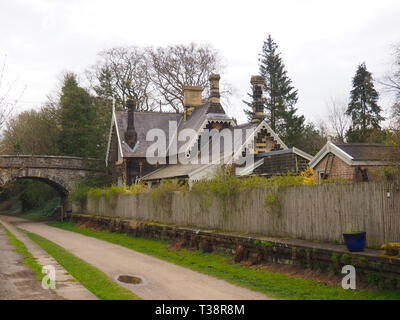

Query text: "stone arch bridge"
[0, 155, 102, 218]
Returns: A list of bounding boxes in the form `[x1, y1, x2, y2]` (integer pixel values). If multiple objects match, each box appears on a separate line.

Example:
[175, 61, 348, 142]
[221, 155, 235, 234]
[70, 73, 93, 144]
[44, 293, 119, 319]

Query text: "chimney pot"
[126, 99, 135, 128]
[183, 86, 203, 107]
[250, 75, 265, 123]
[125, 98, 137, 148]
[207, 74, 226, 114]
[183, 86, 203, 120]
[209, 74, 221, 104]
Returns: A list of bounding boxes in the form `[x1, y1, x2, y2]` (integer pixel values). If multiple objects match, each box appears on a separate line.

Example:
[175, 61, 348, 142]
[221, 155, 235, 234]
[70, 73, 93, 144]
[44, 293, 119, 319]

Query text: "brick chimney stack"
[250, 75, 265, 124]
[125, 99, 137, 148]
[183, 86, 203, 121]
[208, 74, 225, 114]
[209, 74, 220, 105]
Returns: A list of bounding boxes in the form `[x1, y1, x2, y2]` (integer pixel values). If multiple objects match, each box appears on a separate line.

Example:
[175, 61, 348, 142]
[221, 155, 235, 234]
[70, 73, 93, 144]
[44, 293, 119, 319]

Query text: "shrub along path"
[7, 216, 271, 300]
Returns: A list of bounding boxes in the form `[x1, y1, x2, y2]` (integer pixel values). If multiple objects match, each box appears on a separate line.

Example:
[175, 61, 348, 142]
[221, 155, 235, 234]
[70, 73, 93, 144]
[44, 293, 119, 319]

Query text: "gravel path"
[8, 216, 272, 300]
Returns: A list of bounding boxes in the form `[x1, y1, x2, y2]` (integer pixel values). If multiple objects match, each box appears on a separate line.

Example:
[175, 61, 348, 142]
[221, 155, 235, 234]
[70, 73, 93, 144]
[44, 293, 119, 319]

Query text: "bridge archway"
[0, 171, 72, 194]
[0, 155, 102, 219]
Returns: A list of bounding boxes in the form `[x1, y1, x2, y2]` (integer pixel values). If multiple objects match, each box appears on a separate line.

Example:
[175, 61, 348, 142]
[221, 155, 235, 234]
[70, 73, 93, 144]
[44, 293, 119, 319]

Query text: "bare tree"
[148, 43, 226, 112]
[86, 43, 230, 113]
[388, 101, 400, 132]
[86, 47, 155, 111]
[0, 56, 24, 189]
[0, 57, 17, 133]
[381, 45, 400, 97]
[379, 44, 400, 128]
[326, 96, 351, 143]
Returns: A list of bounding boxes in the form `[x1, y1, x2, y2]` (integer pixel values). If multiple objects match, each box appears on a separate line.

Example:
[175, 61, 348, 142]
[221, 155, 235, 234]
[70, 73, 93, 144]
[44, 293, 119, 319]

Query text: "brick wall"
[313, 153, 392, 183]
[313, 153, 355, 183]
[354, 165, 387, 182]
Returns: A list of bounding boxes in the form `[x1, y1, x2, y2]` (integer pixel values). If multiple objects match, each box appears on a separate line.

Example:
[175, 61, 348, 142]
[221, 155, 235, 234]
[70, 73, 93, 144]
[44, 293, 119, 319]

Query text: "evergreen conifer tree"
[259, 35, 299, 133]
[345, 62, 384, 142]
[244, 34, 305, 147]
[58, 73, 102, 158]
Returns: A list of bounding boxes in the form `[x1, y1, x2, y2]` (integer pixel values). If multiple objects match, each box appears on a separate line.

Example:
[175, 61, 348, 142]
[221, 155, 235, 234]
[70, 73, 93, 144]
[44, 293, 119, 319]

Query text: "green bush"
[87, 183, 150, 200]
[262, 241, 273, 247]
[41, 198, 61, 217]
[71, 182, 151, 209]
[70, 183, 92, 207]
[11, 180, 59, 212]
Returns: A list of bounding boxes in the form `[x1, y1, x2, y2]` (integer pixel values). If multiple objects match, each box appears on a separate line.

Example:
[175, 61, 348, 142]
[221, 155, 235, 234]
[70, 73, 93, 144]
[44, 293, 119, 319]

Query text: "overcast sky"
[1, 0, 399, 127]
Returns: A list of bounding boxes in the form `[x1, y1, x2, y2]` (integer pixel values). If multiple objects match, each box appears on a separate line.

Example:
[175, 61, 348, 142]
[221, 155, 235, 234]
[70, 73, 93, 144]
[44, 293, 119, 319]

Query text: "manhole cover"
[117, 275, 142, 285]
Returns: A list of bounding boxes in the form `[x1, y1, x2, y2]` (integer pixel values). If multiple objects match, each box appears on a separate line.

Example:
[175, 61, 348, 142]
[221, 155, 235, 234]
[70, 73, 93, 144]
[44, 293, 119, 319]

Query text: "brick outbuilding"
[309, 142, 400, 183]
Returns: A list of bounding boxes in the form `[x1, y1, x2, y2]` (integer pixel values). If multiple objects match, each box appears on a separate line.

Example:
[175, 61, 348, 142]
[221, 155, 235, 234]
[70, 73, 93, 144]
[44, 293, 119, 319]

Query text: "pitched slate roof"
[256, 147, 313, 161]
[114, 110, 183, 158]
[334, 143, 400, 162]
[179, 105, 209, 133]
[141, 163, 207, 181]
[110, 102, 287, 165]
[113, 103, 235, 159]
[175, 104, 234, 154]
[309, 142, 400, 168]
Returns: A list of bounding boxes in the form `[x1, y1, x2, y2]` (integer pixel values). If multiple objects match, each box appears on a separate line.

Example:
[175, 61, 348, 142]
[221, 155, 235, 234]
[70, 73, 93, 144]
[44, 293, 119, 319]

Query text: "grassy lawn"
[0, 222, 45, 282]
[49, 221, 400, 300]
[25, 230, 142, 300]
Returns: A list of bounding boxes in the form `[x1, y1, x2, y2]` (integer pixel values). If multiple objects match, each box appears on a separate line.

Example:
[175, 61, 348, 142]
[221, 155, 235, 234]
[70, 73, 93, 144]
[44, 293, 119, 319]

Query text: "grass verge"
[49, 221, 400, 300]
[0, 222, 44, 282]
[25, 230, 142, 300]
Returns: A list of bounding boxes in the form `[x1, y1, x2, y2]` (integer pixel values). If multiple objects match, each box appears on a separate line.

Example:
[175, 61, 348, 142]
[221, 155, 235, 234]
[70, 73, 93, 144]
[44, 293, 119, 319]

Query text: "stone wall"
[0, 155, 102, 192]
[0, 155, 100, 170]
[71, 213, 400, 289]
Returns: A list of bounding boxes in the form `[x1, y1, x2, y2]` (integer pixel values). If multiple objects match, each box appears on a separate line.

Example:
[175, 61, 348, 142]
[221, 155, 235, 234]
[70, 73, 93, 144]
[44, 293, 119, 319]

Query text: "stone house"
[309, 141, 400, 183]
[106, 74, 312, 186]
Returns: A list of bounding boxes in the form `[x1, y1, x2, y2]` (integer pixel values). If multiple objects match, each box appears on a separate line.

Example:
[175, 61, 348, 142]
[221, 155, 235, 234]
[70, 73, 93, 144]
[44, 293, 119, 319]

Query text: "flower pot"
[343, 231, 366, 252]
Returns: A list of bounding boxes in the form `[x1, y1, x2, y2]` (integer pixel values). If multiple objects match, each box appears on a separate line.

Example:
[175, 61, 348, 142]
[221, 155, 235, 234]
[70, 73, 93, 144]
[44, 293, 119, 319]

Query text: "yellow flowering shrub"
[300, 167, 314, 185]
[381, 242, 400, 256]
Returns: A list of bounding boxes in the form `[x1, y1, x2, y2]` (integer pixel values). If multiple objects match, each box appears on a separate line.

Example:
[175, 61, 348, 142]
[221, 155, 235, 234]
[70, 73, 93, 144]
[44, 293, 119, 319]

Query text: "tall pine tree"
[345, 62, 384, 142]
[58, 73, 102, 158]
[259, 35, 299, 133]
[244, 35, 305, 147]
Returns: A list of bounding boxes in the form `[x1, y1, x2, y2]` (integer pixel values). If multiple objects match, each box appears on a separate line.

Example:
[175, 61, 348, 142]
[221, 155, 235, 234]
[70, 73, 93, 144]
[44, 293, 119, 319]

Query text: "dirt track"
[0, 224, 58, 300]
[8, 216, 272, 300]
